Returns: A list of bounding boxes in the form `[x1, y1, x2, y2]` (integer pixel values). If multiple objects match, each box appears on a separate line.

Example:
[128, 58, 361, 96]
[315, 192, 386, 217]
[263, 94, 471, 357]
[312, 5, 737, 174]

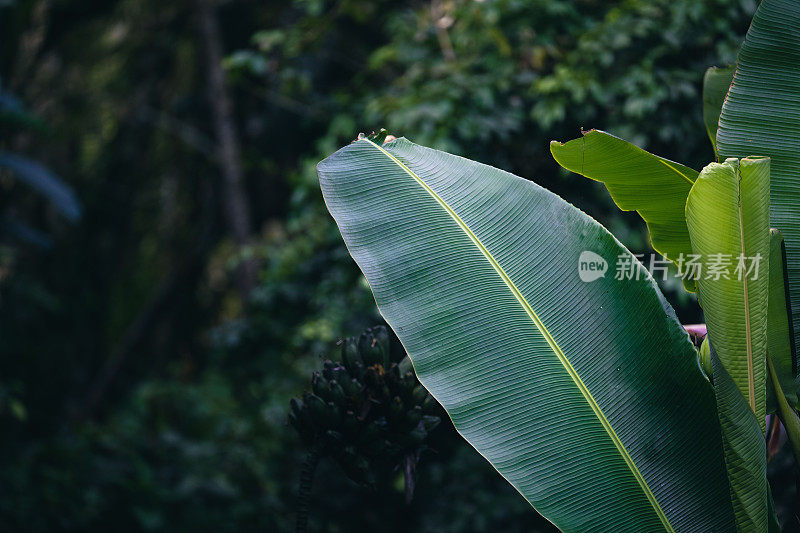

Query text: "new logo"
[578, 251, 607, 282]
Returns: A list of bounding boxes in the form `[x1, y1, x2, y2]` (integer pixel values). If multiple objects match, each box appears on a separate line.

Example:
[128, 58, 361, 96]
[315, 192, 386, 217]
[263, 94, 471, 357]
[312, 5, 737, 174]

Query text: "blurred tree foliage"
[0, 0, 764, 530]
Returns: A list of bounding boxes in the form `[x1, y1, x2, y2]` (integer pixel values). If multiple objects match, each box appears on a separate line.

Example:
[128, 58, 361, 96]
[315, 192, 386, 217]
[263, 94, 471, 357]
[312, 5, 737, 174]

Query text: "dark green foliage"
[2, 377, 288, 531]
[290, 326, 441, 491]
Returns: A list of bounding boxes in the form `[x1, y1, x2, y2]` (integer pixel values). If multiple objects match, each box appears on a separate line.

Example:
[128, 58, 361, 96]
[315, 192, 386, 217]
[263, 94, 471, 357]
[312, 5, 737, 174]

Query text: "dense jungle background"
[4, 0, 794, 531]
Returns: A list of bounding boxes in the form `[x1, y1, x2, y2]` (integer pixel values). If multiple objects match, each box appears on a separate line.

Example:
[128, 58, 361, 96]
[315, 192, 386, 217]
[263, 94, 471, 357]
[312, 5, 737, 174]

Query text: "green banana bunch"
[288, 325, 441, 493]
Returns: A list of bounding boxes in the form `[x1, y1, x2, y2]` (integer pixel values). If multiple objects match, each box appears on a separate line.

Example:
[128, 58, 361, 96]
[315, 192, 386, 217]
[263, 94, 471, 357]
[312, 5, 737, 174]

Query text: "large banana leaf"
[685, 157, 770, 432]
[702, 66, 734, 160]
[550, 130, 698, 291]
[716, 0, 800, 353]
[550, 130, 697, 263]
[767, 229, 797, 411]
[318, 136, 735, 532]
[711, 349, 768, 533]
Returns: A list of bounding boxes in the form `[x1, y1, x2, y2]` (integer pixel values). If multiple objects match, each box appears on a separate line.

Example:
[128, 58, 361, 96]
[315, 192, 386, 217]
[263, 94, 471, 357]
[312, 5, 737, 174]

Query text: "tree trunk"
[195, 0, 256, 298]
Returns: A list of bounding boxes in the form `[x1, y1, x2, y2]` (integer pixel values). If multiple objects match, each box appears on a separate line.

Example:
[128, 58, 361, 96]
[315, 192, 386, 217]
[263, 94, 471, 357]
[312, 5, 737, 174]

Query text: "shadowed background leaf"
[702, 65, 734, 159]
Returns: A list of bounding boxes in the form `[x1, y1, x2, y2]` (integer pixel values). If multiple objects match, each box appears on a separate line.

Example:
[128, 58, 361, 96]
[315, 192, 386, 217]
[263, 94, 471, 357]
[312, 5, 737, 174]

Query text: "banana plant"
[316, 0, 800, 530]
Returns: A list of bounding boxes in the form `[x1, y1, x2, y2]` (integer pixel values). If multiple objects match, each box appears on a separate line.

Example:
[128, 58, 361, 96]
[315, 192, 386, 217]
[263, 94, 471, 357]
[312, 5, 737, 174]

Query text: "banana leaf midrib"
[735, 162, 757, 413]
[657, 159, 696, 185]
[361, 137, 674, 532]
